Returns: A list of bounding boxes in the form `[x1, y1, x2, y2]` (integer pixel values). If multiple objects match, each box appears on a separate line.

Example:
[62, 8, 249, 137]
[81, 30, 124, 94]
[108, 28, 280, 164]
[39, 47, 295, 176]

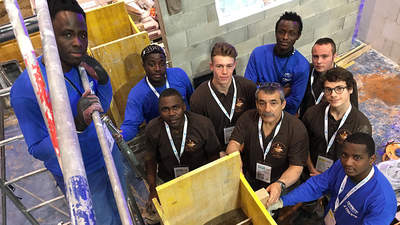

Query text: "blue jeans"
[53, 147, 127, 225]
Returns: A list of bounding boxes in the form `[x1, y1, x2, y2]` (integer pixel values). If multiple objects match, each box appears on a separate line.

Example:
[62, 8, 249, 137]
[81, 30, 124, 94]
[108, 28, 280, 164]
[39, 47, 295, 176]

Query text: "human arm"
[284, 64, 309, 114]
[244, 50, 258, 83]
[144, 126, 159, 202]
[361, 194, 397, 225]
[120, 97, 145, 141]
[266, 165, 303, 206]
[307, 154, 321, 176]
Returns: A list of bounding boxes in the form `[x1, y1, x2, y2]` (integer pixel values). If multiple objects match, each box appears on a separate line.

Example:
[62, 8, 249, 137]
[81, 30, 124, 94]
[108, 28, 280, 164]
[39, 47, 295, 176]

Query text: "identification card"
[174, 166, 189, 178]
[316, 155, 334, 173]
[102, 122, 115, 152]
[255, 162, 271, 183]
[224, 126, 235, 144]
[324, 209, 336, 225]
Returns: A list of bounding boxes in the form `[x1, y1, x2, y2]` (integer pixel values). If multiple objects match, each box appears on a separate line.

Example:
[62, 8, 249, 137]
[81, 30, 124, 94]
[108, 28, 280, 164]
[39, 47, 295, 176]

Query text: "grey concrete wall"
[159, 0, 361, 79]
[358, 0, 400, 64]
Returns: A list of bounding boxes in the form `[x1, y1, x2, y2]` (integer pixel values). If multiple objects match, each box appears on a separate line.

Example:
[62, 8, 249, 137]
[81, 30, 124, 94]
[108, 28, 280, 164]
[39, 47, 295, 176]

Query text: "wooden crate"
[153, 152, 277, 225]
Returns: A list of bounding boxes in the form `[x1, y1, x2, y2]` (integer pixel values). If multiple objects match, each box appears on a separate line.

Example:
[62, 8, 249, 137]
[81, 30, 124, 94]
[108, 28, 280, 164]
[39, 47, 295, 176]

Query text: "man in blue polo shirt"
[268, 133, 396, 225]
[244, 11, 309, 115]
[121, 44, 194, 141]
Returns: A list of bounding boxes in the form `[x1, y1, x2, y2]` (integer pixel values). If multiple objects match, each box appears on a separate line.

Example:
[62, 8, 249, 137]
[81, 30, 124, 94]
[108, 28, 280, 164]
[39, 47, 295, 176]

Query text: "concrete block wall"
[158, 0, 361, 79]
[358, 0, 400, 64]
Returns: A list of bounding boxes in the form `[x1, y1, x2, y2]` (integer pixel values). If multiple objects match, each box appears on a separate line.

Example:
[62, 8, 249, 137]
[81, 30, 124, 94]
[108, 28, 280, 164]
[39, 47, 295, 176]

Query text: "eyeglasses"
[324, 86, 348, 95]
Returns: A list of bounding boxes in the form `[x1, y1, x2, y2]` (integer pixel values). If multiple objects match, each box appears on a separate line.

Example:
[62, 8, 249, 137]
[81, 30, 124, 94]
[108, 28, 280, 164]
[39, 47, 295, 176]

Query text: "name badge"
[324, 209, 336, 225]
[224, 126, 234, 144]
[102, 122, 115, 152]
[174, 166, 189, 178]
[316, 155, 334, 173]
[256, 162, 271, 183]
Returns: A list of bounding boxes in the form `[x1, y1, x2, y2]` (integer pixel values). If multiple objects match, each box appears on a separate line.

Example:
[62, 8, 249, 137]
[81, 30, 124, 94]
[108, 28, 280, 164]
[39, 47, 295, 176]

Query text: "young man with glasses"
[302, 67, 371, 177]
[226, 83, 309, 206]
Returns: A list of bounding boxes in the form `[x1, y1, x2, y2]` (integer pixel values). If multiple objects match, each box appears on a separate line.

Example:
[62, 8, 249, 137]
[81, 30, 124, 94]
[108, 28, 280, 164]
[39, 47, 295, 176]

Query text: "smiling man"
[10, 0, 126, 224]
[121, 44, 194, 141]
[299, 38, 359, 118]
[302, 67, 371, 177]
[190, 42, 256, 150]
[144, 88, 220, 202]
[272, 133, 397, 225]
[244, 12, 309, 115]
[226, 83, 308, 206]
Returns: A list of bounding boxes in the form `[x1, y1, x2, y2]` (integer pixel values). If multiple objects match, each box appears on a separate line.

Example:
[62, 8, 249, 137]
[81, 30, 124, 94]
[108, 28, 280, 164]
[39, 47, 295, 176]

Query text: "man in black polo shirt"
[190, 42, 257, 152]
[303, 67, 371, 176]
[299, 38, 358, 118]
[226, 83, 309, 206]
[145, 88, 220, 202]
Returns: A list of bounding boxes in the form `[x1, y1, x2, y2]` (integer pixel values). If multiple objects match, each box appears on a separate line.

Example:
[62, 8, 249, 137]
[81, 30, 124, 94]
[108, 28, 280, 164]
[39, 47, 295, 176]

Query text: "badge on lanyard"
[256, 162, 272, 183]
[316, 155, 334, 173]
[324, 209, 336, 225]
[223, 126, 234, 144]
[174, 166, 189, 178]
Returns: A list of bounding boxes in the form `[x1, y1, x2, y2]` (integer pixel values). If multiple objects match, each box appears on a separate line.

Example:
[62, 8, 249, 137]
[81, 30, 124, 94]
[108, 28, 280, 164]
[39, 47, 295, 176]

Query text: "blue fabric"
[244, 44, 309, 114]
[53, 148, 127, 225]
[121, 67, 193, 141]
[282, 160, 397, 225]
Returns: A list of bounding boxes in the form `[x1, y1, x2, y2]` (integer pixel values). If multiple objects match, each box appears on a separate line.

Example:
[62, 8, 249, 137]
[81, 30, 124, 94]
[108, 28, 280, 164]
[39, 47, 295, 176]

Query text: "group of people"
[9, 0, 396, 224]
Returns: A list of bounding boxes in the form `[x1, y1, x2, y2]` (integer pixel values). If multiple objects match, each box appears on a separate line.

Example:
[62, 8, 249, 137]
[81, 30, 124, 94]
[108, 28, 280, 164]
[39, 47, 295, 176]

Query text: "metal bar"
[1, 99, 7, 225]
[13, 183, 68, 216]
[26, 195, 65, 212]
[0, 178, 39, 225]
[4, 168, 47, 185]
[0, 134, 24, 148]
[35, 0, 96, 224]
[78, 67, 133, 225]
[0, 87, 11, 97]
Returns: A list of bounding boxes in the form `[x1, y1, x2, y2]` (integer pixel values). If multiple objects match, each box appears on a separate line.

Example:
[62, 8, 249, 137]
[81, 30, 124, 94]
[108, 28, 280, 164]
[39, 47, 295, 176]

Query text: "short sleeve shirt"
[144, 111, 220, 181]
[302, 102, 372, 164]
[190, 75, 257, 147]
[230, 109, 309, 188]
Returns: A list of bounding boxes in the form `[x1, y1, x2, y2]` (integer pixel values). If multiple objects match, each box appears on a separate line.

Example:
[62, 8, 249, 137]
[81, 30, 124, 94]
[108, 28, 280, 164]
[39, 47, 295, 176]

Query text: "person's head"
[48, 0, 87, 72]
[321, 67, 355, 109]
[159, 88, 186, 129]
[141, 44, 167, 86]
[312, 38, 337, 73]
[275, 12, 302, 55]
[210, 42, 238, 87]
[341, 132, 376, 182]
[255, 83, 286, 124]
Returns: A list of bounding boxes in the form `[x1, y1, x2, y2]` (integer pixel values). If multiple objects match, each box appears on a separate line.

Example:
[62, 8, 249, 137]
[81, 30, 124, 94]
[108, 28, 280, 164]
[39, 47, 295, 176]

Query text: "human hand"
[309, 167, 321, 176]
[80, 55, 109, 85]
[266, 182, 282, 207]
[267, 198, 283, 211]
[75, 90, 103, 131]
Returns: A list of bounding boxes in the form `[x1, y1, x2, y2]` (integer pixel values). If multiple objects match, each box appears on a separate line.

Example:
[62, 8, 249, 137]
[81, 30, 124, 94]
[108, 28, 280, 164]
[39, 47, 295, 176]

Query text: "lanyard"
[324, 104, 352, 154]
[207, 77, 237, 122]
[258, 112, 284, 161]
[310, 68, 324, 104]
[146, 76, 170, 98]
[164, 114, 188, 164]
[334, 167, 374, 212]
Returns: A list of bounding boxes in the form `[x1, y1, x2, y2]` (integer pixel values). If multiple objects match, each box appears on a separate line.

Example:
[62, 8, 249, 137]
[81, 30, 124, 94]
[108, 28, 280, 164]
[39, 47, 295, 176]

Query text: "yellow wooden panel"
[239, 174, 276, 225]
[90, 31, 150, 125]
[86, 1, 133, 47]
[155, 152, 242, 225]
[0, 31, 42, 69]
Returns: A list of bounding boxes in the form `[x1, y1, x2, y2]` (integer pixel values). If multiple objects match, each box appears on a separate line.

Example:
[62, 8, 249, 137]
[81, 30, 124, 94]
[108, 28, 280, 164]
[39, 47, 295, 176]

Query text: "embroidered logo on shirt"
[185, 139, 197, 151]
[235, 98, 246, 113]
[282, 73, 293, 84]
[337, 129, 351, 144]
[343, 200, 359, 219]
[271, 142, 286, 158]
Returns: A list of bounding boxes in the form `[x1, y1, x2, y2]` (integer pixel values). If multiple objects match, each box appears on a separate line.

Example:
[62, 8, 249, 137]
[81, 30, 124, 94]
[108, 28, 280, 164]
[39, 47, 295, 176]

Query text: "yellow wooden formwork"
[86, 1, 150, 126]
[152, 152, 276, 225]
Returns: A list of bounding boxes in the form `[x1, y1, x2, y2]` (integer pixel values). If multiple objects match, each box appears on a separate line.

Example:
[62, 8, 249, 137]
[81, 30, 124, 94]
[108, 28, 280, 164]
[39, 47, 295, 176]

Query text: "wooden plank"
[155, 152, 242, 225]
[337, 45, 371, 68]
[90, 31, 150, 126]
[239, 174, 276, 225]
[335, 43, 366, 63]
[86, 1, 133, 48]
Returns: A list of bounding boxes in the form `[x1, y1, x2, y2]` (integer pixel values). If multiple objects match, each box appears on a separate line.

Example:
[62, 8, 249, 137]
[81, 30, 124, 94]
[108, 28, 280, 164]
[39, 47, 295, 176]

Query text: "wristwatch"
[275, 180, 286, 191]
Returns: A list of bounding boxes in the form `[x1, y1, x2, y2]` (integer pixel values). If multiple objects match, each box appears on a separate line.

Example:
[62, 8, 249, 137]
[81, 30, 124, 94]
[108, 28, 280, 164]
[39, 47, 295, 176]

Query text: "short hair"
[275, 11, 303, 35]
[344, 132, 375, 156]
[321, 67, 356, 90]
[255, 82, 285, 103]
[159, 88, 184, 105]
[211, 42, 238, 61]
[47, 0, 86, 21]
[141, 44, 166, 63]
[314, 37, 336, 55]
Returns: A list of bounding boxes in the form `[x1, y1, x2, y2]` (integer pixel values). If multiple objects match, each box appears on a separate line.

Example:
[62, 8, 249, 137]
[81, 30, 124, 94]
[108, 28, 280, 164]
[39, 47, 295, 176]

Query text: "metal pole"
[1, 98, 6, 225]
[78, 67, 133, 225]
[34, 0, 96, 224]
[0, 134, 24, 148]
